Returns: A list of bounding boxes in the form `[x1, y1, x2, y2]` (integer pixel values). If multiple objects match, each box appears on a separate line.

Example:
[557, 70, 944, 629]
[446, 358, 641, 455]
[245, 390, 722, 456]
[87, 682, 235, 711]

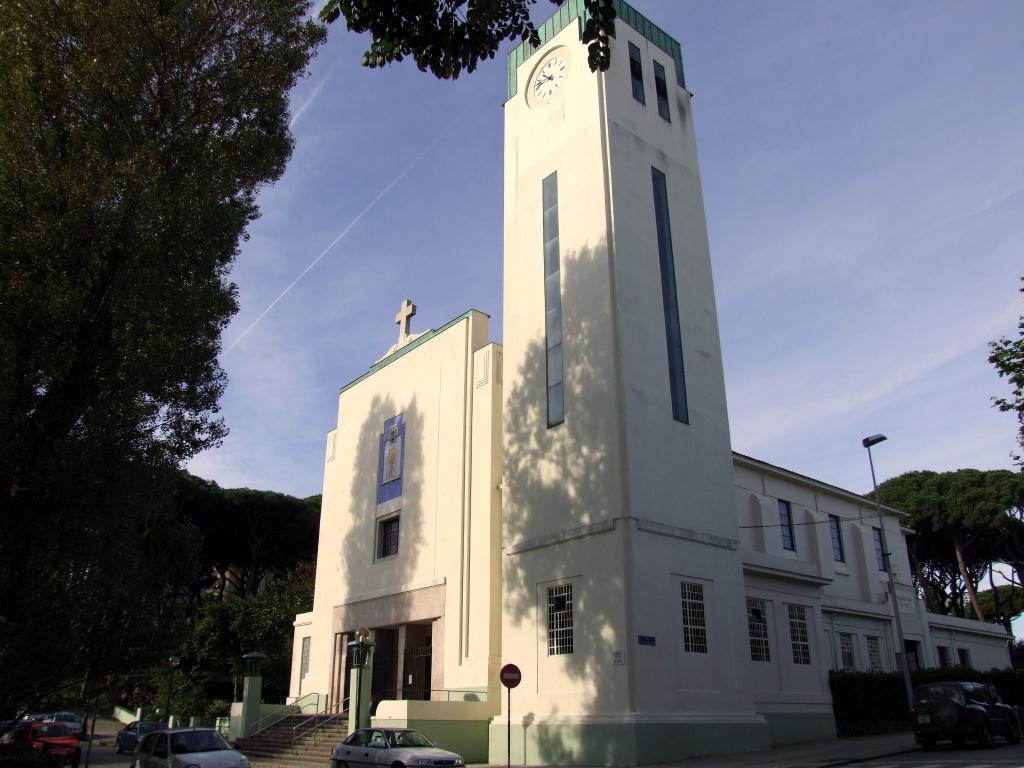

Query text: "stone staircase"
[234, 713, 348, 768]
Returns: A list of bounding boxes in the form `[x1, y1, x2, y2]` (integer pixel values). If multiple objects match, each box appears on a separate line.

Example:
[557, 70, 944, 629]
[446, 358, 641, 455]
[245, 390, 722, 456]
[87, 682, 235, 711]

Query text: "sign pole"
[499, 663, 522, 768]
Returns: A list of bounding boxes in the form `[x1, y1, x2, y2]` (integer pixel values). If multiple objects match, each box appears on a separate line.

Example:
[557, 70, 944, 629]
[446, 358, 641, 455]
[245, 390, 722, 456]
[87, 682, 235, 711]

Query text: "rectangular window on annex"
[378, 516, 400, 558]
[788, 605, 811, 665]
[547, 583, 573, 656]
[872, 527, 886, 571]
[653, 60, 670, 121]
[651, 167, 689, 422]
[829, 515, 845, 562]
[542, 172, 564, 427]
[866, 636, 883, 672]
[958, 647, 971, 668]
[746, 597, 770, 662]
[839, 632, 856, 671]
[779, 500, 795, 551]
[937, 645, 949, 667]
[680, 581, 708, 653]
[629, 42, 645, 104]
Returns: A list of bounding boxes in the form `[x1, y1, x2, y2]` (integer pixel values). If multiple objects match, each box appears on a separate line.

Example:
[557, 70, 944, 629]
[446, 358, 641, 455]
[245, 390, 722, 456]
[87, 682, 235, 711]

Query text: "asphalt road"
[862, 740, 1024, 767]
[80, 738, 131, 768]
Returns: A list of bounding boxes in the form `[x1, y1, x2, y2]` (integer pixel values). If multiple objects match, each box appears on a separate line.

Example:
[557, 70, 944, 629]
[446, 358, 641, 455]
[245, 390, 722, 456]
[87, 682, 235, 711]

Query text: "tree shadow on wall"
[503, 241, 636, 766]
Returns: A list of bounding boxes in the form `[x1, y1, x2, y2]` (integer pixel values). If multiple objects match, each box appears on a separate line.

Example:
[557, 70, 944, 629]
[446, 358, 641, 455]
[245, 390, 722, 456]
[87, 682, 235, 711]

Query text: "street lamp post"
[862, 434, 915, 715]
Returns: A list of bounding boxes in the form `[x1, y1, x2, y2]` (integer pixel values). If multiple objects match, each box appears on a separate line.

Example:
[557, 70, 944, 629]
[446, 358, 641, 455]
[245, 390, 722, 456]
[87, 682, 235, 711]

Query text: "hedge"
[0, 745, 64, 768]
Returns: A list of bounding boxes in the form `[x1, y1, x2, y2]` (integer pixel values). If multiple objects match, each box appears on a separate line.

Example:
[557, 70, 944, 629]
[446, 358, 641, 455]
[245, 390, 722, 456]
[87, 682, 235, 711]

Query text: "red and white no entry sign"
[500, 663, 521, 688]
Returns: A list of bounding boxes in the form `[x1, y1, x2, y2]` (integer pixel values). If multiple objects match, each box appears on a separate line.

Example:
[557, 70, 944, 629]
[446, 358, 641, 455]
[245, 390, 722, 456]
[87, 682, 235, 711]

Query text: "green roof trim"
[339, 309, 488, 395]
[506, 0, 685, 101]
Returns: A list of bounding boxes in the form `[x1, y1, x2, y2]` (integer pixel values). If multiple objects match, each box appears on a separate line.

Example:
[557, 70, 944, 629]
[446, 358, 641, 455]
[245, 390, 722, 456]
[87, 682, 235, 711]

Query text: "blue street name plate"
[638, 635, 656, 646]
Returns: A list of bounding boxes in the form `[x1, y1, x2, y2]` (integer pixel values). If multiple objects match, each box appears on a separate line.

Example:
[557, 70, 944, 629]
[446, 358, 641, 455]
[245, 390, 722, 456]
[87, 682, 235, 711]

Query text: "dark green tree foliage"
[879, 469, 1024, 623]
[977, 584, 1024, 629]
[990, 278, 1024, 464]
[0, 0, 324, 722]
[319, 0, 616, 78]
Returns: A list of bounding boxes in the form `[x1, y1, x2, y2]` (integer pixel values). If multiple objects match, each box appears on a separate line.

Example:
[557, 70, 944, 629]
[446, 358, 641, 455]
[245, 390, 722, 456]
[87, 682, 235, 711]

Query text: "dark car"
[115, 721, 161, 754]
[914, 681, 1021, 749]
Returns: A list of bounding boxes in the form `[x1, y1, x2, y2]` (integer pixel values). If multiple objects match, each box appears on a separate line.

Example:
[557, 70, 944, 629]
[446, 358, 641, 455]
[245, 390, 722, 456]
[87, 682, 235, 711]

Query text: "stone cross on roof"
[395, 299, 416, 346]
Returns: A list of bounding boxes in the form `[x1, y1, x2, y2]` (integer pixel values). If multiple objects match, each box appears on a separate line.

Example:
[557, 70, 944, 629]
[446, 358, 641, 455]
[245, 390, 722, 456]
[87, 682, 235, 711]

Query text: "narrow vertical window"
[653, 60, 670, 121]
[547, 583, 573, 655]
[957, 648, 970, 668]
[829, 515, 845, 562]
[629, 42, 645, 104]
[866, 636, 882, 672]
[788, 605, 811, 665]
[542, 172, 564, 427]
[651, 168, 689, 422]
[936, 645, 949, 667]
[746, 597, 770, 662]
[872, 527, 886, 571]
[680, 581, 708, 653]
[778, 500, 795, 551]
[299, 636, 311, 693]
[838, 632, 855, 670]
[378, 516, 400, 558]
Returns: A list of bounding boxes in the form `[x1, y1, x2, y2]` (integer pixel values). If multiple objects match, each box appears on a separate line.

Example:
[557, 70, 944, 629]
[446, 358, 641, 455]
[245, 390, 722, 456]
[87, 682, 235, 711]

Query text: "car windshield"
[138, 722, 161, 734]
[35, 724, 72, 737]
[54, 715, 75, 723]
[917, 684, 965, 704]
[170, 731, 230, 754]
[387, 730, 434, 748]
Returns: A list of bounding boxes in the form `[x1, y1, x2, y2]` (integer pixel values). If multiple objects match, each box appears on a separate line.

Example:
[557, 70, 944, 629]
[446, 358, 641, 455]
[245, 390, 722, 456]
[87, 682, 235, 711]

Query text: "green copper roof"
[339, 309, 488, 395]
[506, 0, 685, 100]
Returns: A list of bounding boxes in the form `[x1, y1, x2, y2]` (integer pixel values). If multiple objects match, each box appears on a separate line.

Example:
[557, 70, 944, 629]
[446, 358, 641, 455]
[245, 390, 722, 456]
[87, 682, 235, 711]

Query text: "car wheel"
[978, 720, 993, 749]
[392, 763, 405, 768]
[920, 738, 936, 751]
[1007, 718, 1022, 745]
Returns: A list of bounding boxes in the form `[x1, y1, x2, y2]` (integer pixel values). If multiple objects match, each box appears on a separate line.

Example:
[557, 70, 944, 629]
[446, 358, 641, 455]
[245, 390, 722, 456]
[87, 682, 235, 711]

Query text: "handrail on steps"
[247, 692, 320, 737]
[291, 698, 348, 753]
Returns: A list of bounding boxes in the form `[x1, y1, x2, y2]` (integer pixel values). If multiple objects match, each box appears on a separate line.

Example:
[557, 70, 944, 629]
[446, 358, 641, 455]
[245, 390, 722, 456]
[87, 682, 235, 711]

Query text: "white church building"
[289, 2, 1010, 763]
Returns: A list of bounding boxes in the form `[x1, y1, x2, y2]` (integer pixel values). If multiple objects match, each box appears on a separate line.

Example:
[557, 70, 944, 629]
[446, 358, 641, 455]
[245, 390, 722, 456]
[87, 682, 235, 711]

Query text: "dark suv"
[914, 681, 1021, 750]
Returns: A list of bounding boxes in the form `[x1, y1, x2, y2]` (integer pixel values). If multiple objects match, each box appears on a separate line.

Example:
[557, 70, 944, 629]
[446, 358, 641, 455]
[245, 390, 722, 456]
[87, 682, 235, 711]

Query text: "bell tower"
[497, 2, 769, 764]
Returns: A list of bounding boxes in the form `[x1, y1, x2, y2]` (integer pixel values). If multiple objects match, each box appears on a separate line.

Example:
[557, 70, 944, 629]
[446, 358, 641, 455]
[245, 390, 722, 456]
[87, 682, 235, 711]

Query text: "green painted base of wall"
[760, 711, 836, 746]
[372, 719, 489, 764]
[487, 718, 771, 766]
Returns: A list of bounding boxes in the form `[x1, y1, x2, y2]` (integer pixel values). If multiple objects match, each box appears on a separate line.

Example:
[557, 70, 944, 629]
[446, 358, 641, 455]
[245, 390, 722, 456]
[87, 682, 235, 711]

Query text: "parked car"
[25, 722, 81, 768]
[116, 721, 162, 754]
[330, 728, 465, 768]
[50, 713, 84, 738]
[133, 728, 250, 768]
[914, 681, 1022, 749]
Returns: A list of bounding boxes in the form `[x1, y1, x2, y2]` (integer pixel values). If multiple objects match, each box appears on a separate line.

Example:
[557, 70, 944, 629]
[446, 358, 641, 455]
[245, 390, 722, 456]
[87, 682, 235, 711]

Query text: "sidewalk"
[471, 730, 918, 768]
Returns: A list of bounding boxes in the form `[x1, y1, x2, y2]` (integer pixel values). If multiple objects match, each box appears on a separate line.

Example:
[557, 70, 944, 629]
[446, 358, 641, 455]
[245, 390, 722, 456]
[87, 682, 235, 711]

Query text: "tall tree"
[319, 0, 617, 77]
[990, 277, 1024, 465]
[0, 0, 324, 721]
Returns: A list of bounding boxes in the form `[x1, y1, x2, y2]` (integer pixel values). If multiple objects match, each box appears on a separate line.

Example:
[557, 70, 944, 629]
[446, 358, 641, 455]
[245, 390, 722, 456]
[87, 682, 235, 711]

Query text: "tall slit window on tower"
[653, 60, 670, 121]
[542, 172, 564, 427]
[651, 168, 689, 423]
[629, 42, 645, 104]
[778, 499, 795, 551]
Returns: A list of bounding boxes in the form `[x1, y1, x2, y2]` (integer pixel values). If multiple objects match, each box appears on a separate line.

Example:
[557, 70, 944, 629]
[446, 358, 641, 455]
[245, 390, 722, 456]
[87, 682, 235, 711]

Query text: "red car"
[26, 722, 81, 767]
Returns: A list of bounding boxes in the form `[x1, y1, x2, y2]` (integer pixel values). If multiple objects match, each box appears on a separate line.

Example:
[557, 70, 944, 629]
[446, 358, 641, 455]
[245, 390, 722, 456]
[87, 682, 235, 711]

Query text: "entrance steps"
[235, 714, 347, 767]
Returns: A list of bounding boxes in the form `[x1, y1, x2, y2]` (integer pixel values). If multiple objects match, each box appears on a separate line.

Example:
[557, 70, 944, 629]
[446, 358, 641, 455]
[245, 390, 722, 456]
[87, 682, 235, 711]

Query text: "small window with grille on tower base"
[377, 515, 400, 559]
[547, 583, 573, 656]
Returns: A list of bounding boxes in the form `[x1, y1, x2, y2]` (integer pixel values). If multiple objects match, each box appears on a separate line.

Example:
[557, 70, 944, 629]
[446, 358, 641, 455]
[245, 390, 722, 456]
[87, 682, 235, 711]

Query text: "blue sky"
[189, 0, 1024, 507]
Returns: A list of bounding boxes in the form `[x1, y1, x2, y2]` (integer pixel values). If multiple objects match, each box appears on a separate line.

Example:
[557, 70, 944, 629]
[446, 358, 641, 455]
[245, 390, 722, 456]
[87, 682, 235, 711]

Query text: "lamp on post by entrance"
[862, 433, 915, 715]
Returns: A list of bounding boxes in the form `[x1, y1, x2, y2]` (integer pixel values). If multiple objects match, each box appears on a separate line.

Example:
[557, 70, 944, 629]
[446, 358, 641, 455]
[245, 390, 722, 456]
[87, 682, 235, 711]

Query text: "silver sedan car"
[330, 728, 464, 768]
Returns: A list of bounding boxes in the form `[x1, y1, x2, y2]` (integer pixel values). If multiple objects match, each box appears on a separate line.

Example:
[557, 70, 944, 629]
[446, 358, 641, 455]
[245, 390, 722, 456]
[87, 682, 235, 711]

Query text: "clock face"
[533, 56, 567, 102]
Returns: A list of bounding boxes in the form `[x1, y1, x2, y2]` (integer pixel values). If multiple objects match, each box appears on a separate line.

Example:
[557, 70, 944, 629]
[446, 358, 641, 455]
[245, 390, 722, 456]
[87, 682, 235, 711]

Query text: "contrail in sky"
[289, 76, 329, 130]
[225, 127, 450, 354]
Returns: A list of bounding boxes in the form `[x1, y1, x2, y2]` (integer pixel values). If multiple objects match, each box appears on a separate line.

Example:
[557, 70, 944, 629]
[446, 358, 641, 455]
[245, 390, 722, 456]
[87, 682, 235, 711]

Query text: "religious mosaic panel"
[377, 414, 405, 504]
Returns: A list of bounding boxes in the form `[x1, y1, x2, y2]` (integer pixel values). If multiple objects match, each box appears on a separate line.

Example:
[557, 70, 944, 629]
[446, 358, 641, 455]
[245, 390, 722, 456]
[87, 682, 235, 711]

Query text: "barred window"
[746, 597, 770, 662]
[829, 515, 845, 562]
[378, 516, 400, 558]
[866, 636, 882, 672]
[680, 581, 708, 653]
[300, 636, 311, 678]
[788, 605, 811, 665]
[547, 584, 573, 656]
[779, 500, 795, 551]
[839, 632, 856, 671]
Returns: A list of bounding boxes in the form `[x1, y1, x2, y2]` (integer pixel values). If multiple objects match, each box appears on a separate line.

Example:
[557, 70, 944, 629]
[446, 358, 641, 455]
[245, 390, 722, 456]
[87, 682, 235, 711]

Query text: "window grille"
[829, 515, 844, 562]
[299, 636, 311, 693]
[379, 516, 400, 558]
[779, 500, 795, 551]
[547, 584, 573, 655]
[866, 636, 882, 672]
[788, 605, 811, 665]
[839, 632, 856, 671]
[746, 597, 770, 662]
[680, 581, 708, 653]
